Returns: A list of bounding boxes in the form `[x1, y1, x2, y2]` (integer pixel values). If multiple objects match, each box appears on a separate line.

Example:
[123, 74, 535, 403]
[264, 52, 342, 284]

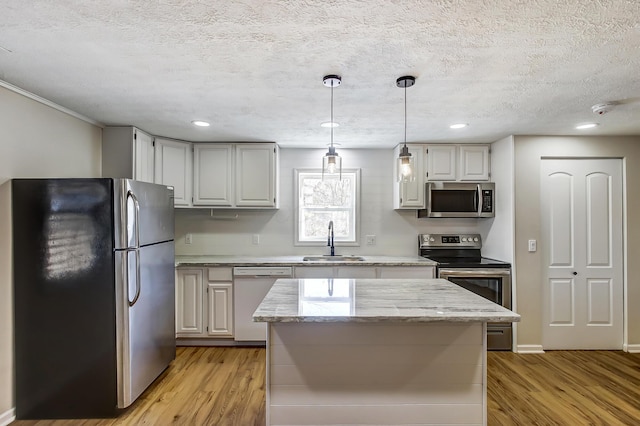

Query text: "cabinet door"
[335, 266, 377, 278]
[377, 266, 435, 279]
[294, 266, 335, 278]
[459, 145, 490, 181]
[176, 269, 204, 336]
[426, 145, 457, 181]
[207, 283, 233, 336]
[235, 143, 277, 207]
[393, 144, 425, 209]
[133, 129, 155, 183]
[154, 138, 192, 207]
[193, 144, 233, 206]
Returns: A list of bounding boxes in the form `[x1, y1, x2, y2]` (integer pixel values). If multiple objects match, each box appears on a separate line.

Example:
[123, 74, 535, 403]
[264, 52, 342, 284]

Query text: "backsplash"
[174, 148, 490, 257]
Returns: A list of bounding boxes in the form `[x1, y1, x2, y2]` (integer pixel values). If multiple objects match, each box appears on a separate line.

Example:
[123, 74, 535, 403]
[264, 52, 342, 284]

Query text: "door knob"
[572, 272, 578, 276]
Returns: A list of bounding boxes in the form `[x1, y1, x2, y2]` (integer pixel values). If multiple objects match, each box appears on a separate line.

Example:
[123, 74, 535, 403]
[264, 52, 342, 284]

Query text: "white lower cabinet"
[176, 267, 233, 339]
[176, 269, 204, 335]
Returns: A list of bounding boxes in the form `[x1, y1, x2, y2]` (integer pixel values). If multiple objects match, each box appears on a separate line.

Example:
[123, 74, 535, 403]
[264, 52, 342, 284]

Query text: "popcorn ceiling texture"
[1, 0, 639, 147]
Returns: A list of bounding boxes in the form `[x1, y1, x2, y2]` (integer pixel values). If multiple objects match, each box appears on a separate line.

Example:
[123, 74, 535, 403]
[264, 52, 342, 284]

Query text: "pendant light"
[396, 75, 416, 182]
[322, 74, 342, 180]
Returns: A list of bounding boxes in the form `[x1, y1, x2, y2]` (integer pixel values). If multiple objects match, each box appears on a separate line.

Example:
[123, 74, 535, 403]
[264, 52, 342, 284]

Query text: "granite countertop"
[253, 278, 521, 323]
[174, 255, 437, 267]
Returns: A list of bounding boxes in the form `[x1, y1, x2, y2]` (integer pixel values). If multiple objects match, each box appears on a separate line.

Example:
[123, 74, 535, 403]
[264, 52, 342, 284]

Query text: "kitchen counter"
[253, 278, 519, 323]
[254, 278, 519, 426]
[174, 255, 437, 267]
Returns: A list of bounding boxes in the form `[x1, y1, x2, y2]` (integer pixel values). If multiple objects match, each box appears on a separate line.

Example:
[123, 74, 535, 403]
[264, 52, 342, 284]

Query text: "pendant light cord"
[403, 85, 407, 148]
[330, 83, 334, 148]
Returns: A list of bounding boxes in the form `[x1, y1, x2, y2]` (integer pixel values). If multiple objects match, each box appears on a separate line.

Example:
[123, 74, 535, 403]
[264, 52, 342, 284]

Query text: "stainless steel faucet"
[327, 220, 335, 256]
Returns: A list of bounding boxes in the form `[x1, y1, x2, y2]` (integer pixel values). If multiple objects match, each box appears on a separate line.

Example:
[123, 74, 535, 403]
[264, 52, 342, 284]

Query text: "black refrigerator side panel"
[12, 179, 118, 419]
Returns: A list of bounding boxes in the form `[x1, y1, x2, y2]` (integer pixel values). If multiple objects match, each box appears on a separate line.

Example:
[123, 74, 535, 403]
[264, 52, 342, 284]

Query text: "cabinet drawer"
[208, 267, 233, 282]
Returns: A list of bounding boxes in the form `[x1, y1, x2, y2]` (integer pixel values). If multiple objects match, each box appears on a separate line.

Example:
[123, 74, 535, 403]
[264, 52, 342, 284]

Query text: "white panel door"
[458, 145, 489, 181]
[176, 269, 204, 336]
[426, 145, 456, 181]
[133, 129, 155, 183]
[193, 144, 234, 206]
[154, 138, 192, 207]
[541, 159, 623, 349]
[235, 143, 276, 207]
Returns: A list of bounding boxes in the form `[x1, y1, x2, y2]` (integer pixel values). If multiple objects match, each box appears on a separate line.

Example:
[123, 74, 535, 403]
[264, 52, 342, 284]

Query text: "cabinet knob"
[572, 271, 578, 276]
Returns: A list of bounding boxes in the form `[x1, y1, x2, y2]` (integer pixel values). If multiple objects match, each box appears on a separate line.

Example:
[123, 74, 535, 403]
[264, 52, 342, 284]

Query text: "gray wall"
[513, 135, 640, 350]
[0, 85, 101, 421]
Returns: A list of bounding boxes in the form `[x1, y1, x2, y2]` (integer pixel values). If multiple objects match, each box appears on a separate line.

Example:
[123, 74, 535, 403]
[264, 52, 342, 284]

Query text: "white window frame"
[294, 168, 361, 247]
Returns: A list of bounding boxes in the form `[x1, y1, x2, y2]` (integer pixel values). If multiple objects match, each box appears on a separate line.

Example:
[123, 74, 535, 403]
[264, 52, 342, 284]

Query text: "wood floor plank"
[10, 348, 640, 425]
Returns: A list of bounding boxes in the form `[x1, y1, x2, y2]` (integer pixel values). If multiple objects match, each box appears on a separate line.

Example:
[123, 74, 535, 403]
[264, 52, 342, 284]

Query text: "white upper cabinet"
[192, 143, 278, 208]
[458, 145, 490, 181]
[193, 144, 234, 206]
[102, 126, 155, 183]
[426, 145, 457, 181]
[426, 144, 490, 181]
[235, 143, 278, 207]
[154, 137, 193, 207]
[393, 144, 425, 209]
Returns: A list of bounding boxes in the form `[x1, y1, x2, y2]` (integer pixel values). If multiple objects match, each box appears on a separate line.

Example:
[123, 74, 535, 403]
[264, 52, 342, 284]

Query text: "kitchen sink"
[302, 255, 366, 262]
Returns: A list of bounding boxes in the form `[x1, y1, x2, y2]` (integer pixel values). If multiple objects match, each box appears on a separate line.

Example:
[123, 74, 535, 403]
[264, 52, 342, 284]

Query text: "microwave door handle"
[476, 184, 482, 215]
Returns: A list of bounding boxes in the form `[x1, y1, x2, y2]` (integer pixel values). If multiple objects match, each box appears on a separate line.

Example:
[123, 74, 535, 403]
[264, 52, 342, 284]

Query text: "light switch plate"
[366, 235, 376, 246]
[528, 239, 537, 252]
[185, 233, 193, 245]
[252, 234, 260, 245]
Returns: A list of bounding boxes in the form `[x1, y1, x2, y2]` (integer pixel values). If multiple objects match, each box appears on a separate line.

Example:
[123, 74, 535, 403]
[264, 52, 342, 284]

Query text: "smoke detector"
[591, 102, 616, 115]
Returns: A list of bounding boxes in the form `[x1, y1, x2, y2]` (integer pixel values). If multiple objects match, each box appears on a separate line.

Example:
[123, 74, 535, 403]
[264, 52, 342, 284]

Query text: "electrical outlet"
[185, 233, 193, 245]
[252, 234, 260, 245]
[528, 239, 537, 252]
[366, 235, 376, 246]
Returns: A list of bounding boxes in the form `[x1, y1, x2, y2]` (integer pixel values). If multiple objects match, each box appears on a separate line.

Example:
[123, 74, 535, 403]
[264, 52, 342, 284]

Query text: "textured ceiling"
[1, 0, 639, 148]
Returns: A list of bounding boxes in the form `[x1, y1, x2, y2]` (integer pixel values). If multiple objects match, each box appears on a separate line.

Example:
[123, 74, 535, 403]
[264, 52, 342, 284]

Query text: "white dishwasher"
[233, 266, 293, 342]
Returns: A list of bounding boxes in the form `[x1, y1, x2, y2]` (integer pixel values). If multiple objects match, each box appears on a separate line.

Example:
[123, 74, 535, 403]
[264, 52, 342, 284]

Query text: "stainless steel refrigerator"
[12, 178, 176, 419]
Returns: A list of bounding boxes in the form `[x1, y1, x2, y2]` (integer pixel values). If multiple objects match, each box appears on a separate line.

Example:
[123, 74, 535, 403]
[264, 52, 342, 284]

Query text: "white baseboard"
[625, 344, 640, 353]
[516, 344, 545, 354]
[0, 407, 15, 426]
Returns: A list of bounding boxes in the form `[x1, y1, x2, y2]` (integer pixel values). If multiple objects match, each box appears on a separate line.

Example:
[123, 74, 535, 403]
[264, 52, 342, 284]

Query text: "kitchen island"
[253, 278, 520, 426]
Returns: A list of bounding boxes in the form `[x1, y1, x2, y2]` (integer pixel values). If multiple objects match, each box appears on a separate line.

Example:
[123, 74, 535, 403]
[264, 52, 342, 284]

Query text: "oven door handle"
[439, 268, 511, 277]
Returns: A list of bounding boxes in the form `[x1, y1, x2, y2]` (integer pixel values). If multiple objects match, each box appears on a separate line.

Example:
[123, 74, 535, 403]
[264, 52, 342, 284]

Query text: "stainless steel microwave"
[417, 182, 495, 218]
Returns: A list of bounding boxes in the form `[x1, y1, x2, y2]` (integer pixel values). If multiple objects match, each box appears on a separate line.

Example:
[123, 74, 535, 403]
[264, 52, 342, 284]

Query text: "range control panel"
[419, 233, 482, 249]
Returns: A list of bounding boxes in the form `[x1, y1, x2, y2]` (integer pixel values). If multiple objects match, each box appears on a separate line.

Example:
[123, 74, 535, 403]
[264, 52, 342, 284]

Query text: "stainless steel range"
[419, 233, 513, 351]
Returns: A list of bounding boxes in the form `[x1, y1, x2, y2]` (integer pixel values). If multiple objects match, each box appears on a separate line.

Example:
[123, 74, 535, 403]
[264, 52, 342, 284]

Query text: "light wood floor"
[11, 348, 640, 425]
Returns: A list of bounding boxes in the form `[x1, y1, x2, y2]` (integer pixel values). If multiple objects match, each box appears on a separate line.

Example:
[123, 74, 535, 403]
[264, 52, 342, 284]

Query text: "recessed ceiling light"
[321, 121, 339, 128]
[449, 123, 468, 129]
[576, 123, 598, 130]
[192, 120, 210, 127]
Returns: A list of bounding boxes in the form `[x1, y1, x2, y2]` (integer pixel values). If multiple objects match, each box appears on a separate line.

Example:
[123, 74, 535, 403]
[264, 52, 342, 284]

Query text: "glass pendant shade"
[322, 146, 342, 179]
[397, 145, 415, 182]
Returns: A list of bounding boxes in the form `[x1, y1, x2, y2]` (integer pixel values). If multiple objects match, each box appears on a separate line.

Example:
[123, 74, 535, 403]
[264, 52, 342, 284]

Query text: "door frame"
[539, 156, 627, 350]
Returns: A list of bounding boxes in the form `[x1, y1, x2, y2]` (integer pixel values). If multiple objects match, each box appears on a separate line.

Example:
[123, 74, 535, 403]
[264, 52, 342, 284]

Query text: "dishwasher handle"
[233, 267, 293, 278]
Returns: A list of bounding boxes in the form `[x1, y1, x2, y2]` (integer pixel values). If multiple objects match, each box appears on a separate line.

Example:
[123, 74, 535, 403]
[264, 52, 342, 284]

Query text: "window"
[295, 169, 360, 246]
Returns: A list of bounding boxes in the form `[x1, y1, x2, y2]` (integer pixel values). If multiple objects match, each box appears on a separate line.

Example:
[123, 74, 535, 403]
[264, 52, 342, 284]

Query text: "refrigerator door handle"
[126, 190, 141, 249]
[128, 249, 141, 307]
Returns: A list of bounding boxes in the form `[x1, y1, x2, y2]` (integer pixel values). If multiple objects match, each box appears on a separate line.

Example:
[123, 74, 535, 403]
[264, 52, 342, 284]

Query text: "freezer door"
[113, 179, 175, 249]
[115, 241, 176, 408]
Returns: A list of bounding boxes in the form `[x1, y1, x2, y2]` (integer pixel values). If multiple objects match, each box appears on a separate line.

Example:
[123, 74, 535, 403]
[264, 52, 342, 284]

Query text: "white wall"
[0, 85, 101, 422]
[175, 148, 494, 257]
[481, 135, 514, 263]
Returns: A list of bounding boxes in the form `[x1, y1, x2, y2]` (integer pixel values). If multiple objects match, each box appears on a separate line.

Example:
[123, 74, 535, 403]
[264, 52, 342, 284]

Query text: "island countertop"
[253, 278, 520, 323]
[174, 255, 437, 267]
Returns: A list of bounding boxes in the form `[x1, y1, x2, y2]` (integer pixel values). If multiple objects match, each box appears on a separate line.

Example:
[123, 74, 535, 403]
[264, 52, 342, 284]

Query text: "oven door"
[438, 267, 511, 309]
[438, 267, 512, 350]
